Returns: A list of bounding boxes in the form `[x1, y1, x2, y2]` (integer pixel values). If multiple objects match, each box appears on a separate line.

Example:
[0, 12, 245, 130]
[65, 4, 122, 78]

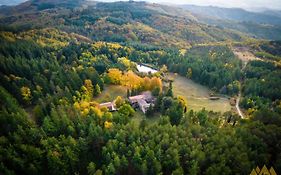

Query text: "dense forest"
[0, 0, 281, 175]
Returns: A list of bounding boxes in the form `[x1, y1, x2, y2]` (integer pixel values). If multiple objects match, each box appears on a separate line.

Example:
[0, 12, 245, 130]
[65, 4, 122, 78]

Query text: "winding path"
[235, 61, 247, 119]
[236, 92, 244, 119]
[232, 46, 279, 119]
[232, 49, 252, 119]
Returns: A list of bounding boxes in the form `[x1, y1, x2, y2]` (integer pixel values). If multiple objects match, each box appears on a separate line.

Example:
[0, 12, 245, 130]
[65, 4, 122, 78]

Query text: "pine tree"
[166, 82, 173, 97]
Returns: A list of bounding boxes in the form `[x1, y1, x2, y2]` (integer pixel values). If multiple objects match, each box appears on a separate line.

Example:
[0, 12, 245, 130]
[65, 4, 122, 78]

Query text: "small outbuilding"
[99, 102, 117, 112]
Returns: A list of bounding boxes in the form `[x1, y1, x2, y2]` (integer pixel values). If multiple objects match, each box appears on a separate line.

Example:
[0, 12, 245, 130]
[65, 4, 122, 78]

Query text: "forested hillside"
[182, 5, 281, 40]
[182, 5, 281, 25]
[0, 0, 249, 47]
[0, 0, 281, 174]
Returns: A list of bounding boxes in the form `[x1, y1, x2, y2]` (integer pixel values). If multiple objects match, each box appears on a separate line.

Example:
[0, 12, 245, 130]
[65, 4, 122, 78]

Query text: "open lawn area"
[170, 73, 231, 113]
[95, 85, 127, 103]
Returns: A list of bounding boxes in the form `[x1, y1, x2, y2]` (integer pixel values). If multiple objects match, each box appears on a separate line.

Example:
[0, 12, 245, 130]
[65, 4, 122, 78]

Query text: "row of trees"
[105, 68, 162, 94]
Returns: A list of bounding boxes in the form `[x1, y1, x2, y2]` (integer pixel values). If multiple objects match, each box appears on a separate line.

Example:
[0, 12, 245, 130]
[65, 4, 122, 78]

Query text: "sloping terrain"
[181, 5, 281, 40]
[182, 5, 281, 25]
[0, 0, 249, 47]
[1, 1, 281, 174]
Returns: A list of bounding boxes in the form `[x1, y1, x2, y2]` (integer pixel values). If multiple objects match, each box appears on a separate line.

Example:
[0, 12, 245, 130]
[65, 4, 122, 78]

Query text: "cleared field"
[97, 74, 231, 117]
[232, 47, 260, 62]
[171, 74, 231, 112]
[95, 85, 127, 103]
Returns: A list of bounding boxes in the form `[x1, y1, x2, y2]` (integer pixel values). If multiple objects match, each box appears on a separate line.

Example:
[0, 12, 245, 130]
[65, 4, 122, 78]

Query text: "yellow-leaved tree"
[104, 121, 113, 129]
[118, 57, 135, 69]
[115, 96, 125, 108]
[20, 86, 32, 104]
[107, 68, 123, 84]
[123, 71, 143, 89]
[150, 77, 162, 92]
[82, 79, 94, 100]
[142, 77, 151, 90]
[177, 95, 188, 113]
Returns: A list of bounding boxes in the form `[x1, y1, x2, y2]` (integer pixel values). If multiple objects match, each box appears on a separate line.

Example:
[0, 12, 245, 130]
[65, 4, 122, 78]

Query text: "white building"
[129, 91, 154, 113]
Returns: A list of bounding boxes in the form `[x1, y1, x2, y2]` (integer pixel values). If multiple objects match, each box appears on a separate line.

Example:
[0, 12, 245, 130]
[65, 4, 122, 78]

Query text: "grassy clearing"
[95, 85, 127, 103]
[171, 74, 231, 112]
[232, 47, 260, 63]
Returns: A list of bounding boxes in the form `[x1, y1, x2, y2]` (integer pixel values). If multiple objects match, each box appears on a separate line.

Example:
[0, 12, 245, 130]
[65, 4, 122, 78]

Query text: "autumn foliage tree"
[115, 96, 125, 108]
[107, 68, 123, 85]
[106, 68, 162, 93]
[20, 86, 32, 105]
[122, 70, 143, 89]
[82, 79, 94, 100]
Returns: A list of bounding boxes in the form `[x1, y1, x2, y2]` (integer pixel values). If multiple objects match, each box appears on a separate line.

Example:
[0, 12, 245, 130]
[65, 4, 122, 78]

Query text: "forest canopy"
[0, 1, 281, 175]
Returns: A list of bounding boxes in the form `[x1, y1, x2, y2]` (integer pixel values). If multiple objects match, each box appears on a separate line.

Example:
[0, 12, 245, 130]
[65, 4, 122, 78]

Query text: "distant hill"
[181, 5, 281, 40]
[263, 10, 281, 18]
[0, 0, 92, 16]
[0, 0, 250, 47]
[0, 0, 27, 6]
[182, 5, 281, 26]
[1, 0, 281, 42]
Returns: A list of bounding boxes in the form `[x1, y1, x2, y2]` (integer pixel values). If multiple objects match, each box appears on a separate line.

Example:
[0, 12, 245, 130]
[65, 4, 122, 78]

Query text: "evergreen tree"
[166, 82, 173, 97]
